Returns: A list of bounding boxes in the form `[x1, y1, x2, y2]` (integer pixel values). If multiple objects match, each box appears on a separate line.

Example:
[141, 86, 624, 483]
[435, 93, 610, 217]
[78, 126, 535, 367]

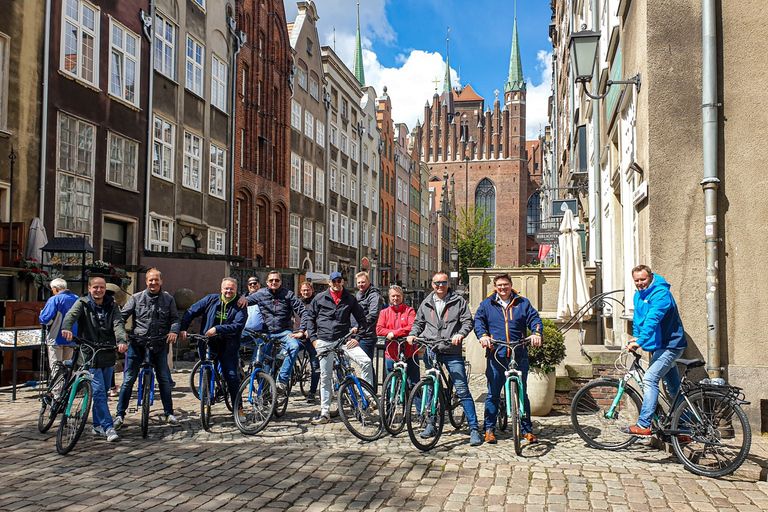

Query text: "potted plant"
[86, 260, 132, 289]
[526, 318, 566, 416]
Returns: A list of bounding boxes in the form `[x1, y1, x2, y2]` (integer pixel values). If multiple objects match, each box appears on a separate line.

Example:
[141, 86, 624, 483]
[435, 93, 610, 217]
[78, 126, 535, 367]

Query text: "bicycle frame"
[63, 370, 92, 417]
[244, 334, 273, 401]
[136, 348, 156, 408]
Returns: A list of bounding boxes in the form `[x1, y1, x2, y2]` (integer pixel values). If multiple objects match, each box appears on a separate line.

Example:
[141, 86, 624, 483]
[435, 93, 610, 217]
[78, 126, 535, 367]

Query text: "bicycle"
[405, 338, 473, 451]
[233, 328, 277, 434]
[129, 334, 171, 438]
[38, 345, 84, 434]
[316, 331, 383, 441]
[55, 336, 116, 455]
[570, 348, 752, 477]
[380, 337, 418, 436]
[489, 338, 527, 455]
[293, 340, 317, 398]
[187, 333, 233, 431]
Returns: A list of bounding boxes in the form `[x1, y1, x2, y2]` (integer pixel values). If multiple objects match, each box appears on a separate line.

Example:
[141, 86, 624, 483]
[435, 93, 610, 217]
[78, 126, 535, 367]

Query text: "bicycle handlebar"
[71, 336, 118, 351]
[315, 330, 357, 358]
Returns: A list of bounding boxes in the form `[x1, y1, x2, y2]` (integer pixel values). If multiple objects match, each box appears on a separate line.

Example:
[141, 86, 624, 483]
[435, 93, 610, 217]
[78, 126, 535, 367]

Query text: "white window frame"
[362, 222, 368, 248]
[209, 143, 226, 199]
[149, 215, 173, 252]
[315, 168, 325, 204]
[362, 183, 368, 208]
[152, 115, 174, 181]
[341, 133, 348, 155]
[370, 226, 377, 250]
[106, 131, 138, 191]
[341, 99, 348, 117]
[191, 0, 205, 9]
[330, 211, 338, 242]
[314, 224, 324, 272]
[291, 100, 302, 130]
[330, 124, 338, 147]
[303, 218, 313, 250]
[60, 0, 100, 87]
[183, 130, 202, 191]
[297, 67, 307, 90]
[208, 228, 225, 254]
[211, 54, 228, 112]
[303, 162, 313, 198]
[56, 113, 94, 237]
[154, 13, 175, 79]
[340, 215, 348, 246]
[330, 166, 337, 192]
[315, 120, 325, 146]
[290, 214, 300, 268]
[290, 153, 301, 192]
[304, 110, 314, 140]
[351, 141, 358, 162]
[350, 219, 357, 248]
[309, 77, 319, 100]
[340, 173, 347, 198]
[185, 35, 204, 96]
[351, 178, 357, 203]
[363, 144, 369, 165]
[329, 261, 338, 274]
[108, 19, 140, 106]
[371, 187, 378, 213]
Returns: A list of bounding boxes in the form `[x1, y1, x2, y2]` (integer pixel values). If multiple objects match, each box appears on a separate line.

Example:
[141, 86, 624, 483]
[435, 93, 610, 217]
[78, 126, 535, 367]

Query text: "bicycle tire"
[219, 370, 234, 412]
[670, 389, 752, 478]
[509, 381, 522, 455]
[447, 386, 465, 429]
[337, 379, 383, 441]
[273, 377, 291, 418]
[39, 371, 68, 433]
[56, 378, 92, 455]
[295, 350, 312, 397]
[329, 368, 341, 418]
[200, 367, 213, 431]
[381, 370, 407, 436]
[570, 378, 643, 450]
[406, 379, 445, 451]
[497, 386, 508, 432]
[234, 371, 277, 435]
[140, 372, 152, 438]
[189, 360, 201, 399]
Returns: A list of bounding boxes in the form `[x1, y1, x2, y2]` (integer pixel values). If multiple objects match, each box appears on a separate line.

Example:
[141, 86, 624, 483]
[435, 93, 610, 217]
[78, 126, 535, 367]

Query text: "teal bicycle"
[489, 338, 527, 455]
[380, 337, 417, 435]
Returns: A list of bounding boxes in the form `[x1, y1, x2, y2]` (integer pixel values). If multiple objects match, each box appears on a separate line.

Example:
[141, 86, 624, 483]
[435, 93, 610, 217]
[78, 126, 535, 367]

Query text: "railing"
[557, 289, 626, 359]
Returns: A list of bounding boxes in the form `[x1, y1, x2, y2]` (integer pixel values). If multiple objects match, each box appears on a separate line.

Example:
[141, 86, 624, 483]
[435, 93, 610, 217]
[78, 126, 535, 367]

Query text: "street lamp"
[568, 28, 641, 100]
[449, 248, 459, 289]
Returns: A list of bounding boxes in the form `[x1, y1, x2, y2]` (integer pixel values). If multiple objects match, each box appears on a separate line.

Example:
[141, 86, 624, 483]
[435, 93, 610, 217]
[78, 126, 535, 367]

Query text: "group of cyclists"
[40, 266, 545, 448]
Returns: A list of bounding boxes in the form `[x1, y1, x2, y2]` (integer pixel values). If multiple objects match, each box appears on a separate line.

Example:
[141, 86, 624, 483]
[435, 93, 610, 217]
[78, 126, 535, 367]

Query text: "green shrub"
[527, 318, 566, 373]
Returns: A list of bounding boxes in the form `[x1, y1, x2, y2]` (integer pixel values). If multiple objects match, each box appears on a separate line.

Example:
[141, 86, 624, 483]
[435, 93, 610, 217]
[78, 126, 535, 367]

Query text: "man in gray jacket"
[353, 271, 383, 393]
[114, 268, 181, 429]
[407, 271, 482, 446]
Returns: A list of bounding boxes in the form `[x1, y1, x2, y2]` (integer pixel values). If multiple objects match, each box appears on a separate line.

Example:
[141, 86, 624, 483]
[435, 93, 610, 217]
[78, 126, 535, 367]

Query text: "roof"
[41, 237, 95, 253]
[454, 83, 484, 103]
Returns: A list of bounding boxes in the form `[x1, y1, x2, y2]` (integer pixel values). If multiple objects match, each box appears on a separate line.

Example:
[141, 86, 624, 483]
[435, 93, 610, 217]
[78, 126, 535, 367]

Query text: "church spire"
[504, 17, 526, 93]
[442, 27, 451, 93]
[353, 3, 365, 86]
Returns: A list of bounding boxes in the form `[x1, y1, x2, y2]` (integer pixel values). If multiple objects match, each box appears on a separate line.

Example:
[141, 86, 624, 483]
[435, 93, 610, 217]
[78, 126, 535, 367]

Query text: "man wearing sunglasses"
[407, 272, 482, 446]
[240, 270, 307, 396]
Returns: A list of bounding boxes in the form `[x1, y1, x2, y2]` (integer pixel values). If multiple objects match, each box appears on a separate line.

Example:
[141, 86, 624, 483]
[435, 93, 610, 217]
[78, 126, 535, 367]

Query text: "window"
[0, 35, 7, 131]
[209, 144, 226, 199]
[362, 183, 368, 208]
[61, 0, 99, 86]
[330, 166, 337, 192]
[397, 179, 402, 201]
[341, 99, 348, 117]
[350, 220, 357, 248]
[304, 110, 314, 139]
[290, 214, 300, 268]
[303, 218, 312, 249]
[297, 67, 307, 90]
[154, 13, 175, 78]
[362, 222, 368, 247]
[57, 113, 94, 236]
[340, 215, 348, 245]
[351, 141, 358, 162]
[315, 120, 324, 145]
[309, 77, 319, 100]
[183, 131, 202, 190]
[329, 211, 338, 241]
[303, 162, 313, 198]
[475, 178, 496, 264]
[315, 169, 325, 204]
[107, 132, 138, 190]
[306, 39, 314, 55]
[330, 125, 338, 146]
[152, 115, 174, 180]
[370, 226, 377, 250]
[363, 145, 369, 165]
[314, 225, 324, 272]
[290, 153, 301, 192]
[291, 100, 302, 130]
[185, 35, 204, 96]
[329, 261, 338, 274]
[109, 20, 140, 106]
[208, 228, 225, 254]
[350, 178, 357, 203]
[371, 187, 378, 212]
[149, 215, 173, 252]
[191, 0, 205, 8]
[340, 173, 347, 198]
[211, 54, 228, 111]
[341, 133, 348, 154]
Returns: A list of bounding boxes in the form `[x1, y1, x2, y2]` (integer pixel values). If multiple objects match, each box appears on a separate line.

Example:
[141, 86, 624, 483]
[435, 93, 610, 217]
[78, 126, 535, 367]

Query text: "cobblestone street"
[2, 368, 768, 512]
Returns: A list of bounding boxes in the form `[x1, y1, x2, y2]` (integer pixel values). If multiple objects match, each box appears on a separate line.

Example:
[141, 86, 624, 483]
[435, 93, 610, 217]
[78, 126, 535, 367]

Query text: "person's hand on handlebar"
[167, 332, 178, 344]
[406, 335, 416, 345]
[627, 337, 641, 353]
[62, 329, 73, 342]
[205, 327, 217, 337]
[451, 334, 464, 346]
[117, 342, 129, 354]
[386, 332, 395, 340]
[526, 333, 542, 347]
[346, 338, 359, 349]
[479, 336, 493, 349]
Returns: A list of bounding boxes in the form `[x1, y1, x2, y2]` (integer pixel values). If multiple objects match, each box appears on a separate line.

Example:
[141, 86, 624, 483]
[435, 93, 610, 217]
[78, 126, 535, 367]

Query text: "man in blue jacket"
[474, 273, 542, 444]
[39, 278, 79, 373]
[620, 265, 687, 437]
[181, 277, 247, 406]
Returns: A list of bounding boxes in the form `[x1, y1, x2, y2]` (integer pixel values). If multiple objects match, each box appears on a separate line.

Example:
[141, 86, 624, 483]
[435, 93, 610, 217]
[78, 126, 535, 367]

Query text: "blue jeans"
[197, 336, 241, 406]
[637, 347, 684, 428]
[385, 353, 421, 391]
[264, 331, 299, 386]
[359, 338, 378, 393]
[484, 354, 533, 434]
[116, 343, 174, 417]
[302, 339, 320, 394]
[435, 353, 478, 431]
[90, 366, 114, 430]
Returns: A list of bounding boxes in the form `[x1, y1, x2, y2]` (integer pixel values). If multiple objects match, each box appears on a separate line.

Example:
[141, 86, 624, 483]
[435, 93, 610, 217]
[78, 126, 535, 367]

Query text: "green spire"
[353, 3, 365, 86]
[443, 27, 452, 92]
[504, 17, 526, 93]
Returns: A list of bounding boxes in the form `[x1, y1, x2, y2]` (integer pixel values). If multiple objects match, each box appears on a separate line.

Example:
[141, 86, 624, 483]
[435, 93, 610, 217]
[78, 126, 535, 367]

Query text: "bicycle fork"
[425, 368, 440, 416]
[389, 361, 408, 403]
[504, 368, 523, 419]
[64, 373, 90, 417]
[137, 367, 156, 407]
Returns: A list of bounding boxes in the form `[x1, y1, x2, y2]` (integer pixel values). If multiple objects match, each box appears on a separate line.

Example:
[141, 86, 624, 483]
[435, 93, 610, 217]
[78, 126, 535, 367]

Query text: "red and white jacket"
[376, 303, 417, 361]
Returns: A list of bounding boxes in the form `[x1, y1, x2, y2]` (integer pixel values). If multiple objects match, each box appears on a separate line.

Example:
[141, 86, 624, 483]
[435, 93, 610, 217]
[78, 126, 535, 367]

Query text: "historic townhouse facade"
[393, 123, 414, 287]
[376, 89, 395, 287]
[358, 86, 381, 285]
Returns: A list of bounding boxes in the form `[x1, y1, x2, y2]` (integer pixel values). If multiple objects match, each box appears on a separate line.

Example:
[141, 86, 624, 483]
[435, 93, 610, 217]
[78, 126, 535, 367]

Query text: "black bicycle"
[233, 328, 277, 434]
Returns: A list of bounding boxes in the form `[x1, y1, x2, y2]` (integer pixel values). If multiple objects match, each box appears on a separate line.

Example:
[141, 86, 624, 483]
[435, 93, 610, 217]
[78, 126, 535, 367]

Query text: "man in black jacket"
[306, 272, 370, 425]
[353, 271, 383, 393]
[114, 268, 181, 429]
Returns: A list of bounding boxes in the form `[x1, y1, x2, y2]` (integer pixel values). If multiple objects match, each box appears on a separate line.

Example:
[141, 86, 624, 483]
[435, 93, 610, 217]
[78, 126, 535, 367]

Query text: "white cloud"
[525, 50, 553, 141]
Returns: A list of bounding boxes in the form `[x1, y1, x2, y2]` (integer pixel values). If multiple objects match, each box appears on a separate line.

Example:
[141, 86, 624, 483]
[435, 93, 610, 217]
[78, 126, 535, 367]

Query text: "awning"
[305, 272, 330, 282]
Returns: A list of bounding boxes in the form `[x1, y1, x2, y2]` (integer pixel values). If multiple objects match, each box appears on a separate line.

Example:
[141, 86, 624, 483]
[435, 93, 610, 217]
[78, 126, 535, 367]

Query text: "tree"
[455, 206, 494, 284]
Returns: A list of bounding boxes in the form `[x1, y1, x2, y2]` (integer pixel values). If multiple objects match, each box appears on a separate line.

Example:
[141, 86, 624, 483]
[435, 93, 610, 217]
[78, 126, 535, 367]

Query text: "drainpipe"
[141, 3, 155, 256]
[590, 0, 602, 268]
[38, 0, 52, 221]
[701, 0, 721, 378]
[226, 18, 245, 255]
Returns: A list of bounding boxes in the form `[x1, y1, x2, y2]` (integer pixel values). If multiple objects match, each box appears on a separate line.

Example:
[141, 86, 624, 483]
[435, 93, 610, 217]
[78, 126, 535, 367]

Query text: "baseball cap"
[329, 271, 343, 281]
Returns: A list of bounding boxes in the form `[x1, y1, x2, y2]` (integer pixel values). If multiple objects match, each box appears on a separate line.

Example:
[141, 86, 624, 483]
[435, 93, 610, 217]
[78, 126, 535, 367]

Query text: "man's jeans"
[116, 343, 175, 418]
[197, 337, 241, 406]
[90, 366, 115, 430]
[431, 353, 479, 431]
[358, 337, 378, 393]
[261, 331, 300, 386]
[484, 354, 534, 434]
[637, 347, 684, 428]
[316, 340, 373, 416]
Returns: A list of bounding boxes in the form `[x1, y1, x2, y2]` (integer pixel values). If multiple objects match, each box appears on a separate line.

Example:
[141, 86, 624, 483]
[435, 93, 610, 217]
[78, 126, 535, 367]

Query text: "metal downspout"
[39, 0, 52, 221]
[142, 2, 155, 257]
[701, 0, 721, 378]
[226, 21, 244, 255]
[591, 0, 604, 342]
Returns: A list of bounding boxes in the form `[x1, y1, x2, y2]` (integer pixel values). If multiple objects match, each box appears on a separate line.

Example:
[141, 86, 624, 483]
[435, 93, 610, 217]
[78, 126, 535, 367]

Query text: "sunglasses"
[432, 281, 448, 286]
[268, 279, 281, 283]
[331, 279, 343, 283]
[248, 282, 259, 286]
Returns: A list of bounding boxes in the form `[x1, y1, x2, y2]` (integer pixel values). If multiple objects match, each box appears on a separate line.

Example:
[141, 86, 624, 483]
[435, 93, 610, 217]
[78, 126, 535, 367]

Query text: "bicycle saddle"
[677, 358, 705, 368]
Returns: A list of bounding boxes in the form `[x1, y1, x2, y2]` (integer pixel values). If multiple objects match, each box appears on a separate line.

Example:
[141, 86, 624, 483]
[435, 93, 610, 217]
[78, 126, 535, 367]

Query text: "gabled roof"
[454, 83, 484, 102]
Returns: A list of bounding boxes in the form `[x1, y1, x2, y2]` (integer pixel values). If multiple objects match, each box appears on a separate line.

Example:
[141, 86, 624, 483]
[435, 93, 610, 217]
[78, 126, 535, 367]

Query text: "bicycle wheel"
[218, 370, 234, 412]
[56, 378, 92, 455]
[497, 386, 508, 432]
[234, 371, 277, 435]
[570, 378, 643, 450]
[39, 371, 68, 433]
[671, 390, 752, 478]
[509, 382, 522, 455]
[140, 372, 152, 438]
[381, 370, 407, 435]
[200, 367, 213, 431]
[273, 377, 292, 418]
[189, 360, 202, 399]
[406, 379, 445, 451]
[447, 386, 466, 429]
[295, 350, 312, 397]
[338, 379, 383, 441]
[329, 369, 341, 418]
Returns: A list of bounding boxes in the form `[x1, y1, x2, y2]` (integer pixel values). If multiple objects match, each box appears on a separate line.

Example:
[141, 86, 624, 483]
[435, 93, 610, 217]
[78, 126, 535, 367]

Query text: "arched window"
[527, 191, 541, 236]
[475, 178, 496, 264]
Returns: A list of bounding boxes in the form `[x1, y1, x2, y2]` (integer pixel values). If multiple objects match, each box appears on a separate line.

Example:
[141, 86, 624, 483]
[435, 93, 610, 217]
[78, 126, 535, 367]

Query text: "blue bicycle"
[233, 328, 278, 434]
[490, 338, 527, 455]
[130, 334, 170, 438]
[187, 333, 232, 431]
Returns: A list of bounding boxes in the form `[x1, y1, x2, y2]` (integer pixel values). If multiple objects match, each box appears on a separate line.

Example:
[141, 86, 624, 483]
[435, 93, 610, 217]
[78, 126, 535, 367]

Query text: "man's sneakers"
[619, 424, 652, 437]
[113, 415, 124, 430]
[523, 432, 538, 443]
[469, 429, 483, 446]
[92, 425, 105, 436]
[276, 381, 288, 396]
[106, 427, 119, 442]
[306, 392, 317, 404]
[165, 414, 180, 426]
[420, 423, 437, 439]
[311, 413, 330, 425]
[485, 430, 497, 444]
[108, 387, 119, 397]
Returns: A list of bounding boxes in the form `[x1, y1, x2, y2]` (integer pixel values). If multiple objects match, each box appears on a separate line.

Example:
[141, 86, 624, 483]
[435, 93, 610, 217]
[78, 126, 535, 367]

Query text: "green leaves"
[455, 206, 494, 284]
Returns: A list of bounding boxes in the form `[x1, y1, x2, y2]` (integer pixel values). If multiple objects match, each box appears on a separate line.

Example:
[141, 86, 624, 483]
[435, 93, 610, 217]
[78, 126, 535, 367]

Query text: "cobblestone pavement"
[3, 368, 768, 512]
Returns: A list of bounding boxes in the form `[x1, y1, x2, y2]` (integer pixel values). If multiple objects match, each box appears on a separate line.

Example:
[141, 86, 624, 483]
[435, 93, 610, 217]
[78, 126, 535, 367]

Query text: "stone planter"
[528, 368, 557, 416]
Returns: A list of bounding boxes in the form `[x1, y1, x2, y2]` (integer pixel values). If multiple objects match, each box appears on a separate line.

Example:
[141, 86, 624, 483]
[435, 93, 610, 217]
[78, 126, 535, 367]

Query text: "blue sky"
[284, 0, 553, 140]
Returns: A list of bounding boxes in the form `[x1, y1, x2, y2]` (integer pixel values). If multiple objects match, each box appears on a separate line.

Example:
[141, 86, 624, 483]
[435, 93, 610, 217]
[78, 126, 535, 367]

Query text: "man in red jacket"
[376, 285, 418, 388]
